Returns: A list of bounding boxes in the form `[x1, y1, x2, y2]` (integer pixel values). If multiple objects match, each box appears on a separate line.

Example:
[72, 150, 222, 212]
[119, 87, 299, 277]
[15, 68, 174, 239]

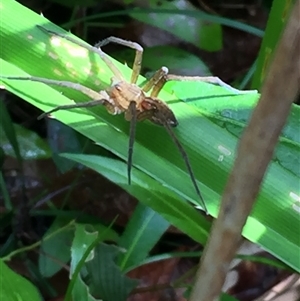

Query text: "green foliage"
[129, 0, 223, 51]
[0, 0, 299, 300]
[0, 259, 42, 301]
[117, 203, 170, 271]
[1, 0, 299, 272]
[39, 218, 74, 277]
[85, 243, 138, 300]
[252, 0, 297, 89]
[0, 122, 51, 159]
[61, 154, 211, 244]
[68, 224, 138, 301]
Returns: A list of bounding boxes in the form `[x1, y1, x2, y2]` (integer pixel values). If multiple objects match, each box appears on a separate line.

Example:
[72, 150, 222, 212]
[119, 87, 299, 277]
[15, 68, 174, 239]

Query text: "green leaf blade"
[1, 0, 299, 272]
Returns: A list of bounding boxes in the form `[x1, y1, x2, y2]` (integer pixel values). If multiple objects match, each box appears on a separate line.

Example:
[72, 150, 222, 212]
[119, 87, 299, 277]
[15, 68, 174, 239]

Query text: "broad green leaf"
[0, 259, 42, 301]
[70, 224, 100, 301]
[118, 203, 170, 272]
[62, 153, 210, 245]
[0, 0, 299, 272]
[173, 84, 300, 177]
[39, 217, 74, 278]
[69, 224, 135, 301]
[85, 243, 139, 301]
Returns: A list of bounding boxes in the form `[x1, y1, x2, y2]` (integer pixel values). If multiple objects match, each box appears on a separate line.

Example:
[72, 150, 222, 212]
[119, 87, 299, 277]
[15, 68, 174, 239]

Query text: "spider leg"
[157, 111, 208, 214]
[38, 99, 108, 120]
[2, 76, 102, 99]
[37, 25, 124, 81]
[134, 102, 208, 213]
[124, 101, 138, 185]
[147, 72, 258, 98]
[94, 37, 143, 85]
[166, 74, 258, 94]
[142, 67, 168, 95]
[1, 76, 114, 119]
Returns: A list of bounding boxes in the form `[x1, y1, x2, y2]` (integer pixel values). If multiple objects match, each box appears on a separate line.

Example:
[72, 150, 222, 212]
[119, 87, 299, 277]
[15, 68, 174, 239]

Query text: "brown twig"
[189, 1, 300, 300]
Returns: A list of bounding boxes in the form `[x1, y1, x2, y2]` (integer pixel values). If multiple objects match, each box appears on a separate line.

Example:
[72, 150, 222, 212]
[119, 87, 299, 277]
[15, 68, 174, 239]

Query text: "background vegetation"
[0, 0, 299, 300]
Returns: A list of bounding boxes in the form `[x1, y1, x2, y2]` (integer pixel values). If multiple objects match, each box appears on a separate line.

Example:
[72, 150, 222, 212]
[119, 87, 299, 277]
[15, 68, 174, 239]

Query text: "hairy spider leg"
[142, 67, 169, 96]
[94, 37, 143, 85]
[37, 25, 124, 81]
[1, 76, 113, 119]
[39, 26, 257, 96]
[124, 101, 138, 185]
[144, 69, 208, 212]
[161, 115, 208, 213]
[93, 37, 146, 185]
[140, 68, 208, 213]
[143, 68, 257, 96]
[47, 30, 143, 185]
[38, 98, 108, 120]
[36, 28, 146, 187]
[165, 74, 258, 94]
[124, 100, 169, 186]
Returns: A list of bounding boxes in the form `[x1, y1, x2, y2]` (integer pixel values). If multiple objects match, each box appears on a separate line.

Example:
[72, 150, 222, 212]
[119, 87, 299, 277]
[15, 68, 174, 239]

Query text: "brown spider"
[2, 26, 257, 214]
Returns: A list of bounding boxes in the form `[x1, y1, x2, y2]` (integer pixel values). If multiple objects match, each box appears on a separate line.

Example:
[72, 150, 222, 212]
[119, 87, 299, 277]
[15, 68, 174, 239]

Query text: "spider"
[2, 26, 257, 214]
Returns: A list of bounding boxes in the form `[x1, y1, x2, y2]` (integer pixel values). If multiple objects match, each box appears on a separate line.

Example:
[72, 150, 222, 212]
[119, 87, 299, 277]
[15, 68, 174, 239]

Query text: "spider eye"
[141, 100, 156, 111]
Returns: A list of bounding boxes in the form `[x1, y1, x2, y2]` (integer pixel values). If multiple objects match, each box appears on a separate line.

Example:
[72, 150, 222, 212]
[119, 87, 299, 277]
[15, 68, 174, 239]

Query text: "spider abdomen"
[142, 97, 178, 127]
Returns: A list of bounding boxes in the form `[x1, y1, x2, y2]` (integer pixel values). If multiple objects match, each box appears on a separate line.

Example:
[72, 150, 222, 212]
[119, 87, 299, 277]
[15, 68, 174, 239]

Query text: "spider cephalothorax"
[107, 80, 177, 127]
[0, 26, 257, 214]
